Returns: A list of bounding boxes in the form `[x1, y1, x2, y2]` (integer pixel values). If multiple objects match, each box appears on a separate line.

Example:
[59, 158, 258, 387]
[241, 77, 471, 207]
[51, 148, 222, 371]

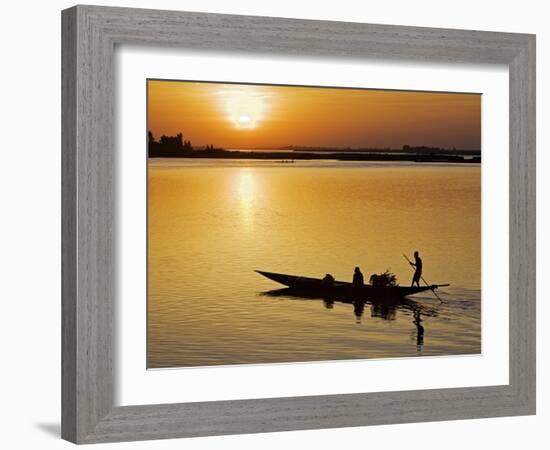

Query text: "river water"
[147, 159, 481, 368]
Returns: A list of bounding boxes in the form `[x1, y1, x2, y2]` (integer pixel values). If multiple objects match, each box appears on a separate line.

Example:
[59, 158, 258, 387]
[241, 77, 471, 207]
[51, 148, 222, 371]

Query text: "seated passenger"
[352, 267, 364, 287]
[322, 273, 335, 284]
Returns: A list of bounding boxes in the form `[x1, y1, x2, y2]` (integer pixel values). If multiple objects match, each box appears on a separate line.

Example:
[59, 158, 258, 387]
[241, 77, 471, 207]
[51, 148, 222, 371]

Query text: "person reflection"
[413, 309, 425, 351]
[323, 298, 335, 309]
[353, 299, 365, 323]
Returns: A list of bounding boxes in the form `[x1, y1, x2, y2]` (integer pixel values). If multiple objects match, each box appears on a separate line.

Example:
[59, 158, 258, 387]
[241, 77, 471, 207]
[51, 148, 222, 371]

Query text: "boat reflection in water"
[261, 287, 436, 352]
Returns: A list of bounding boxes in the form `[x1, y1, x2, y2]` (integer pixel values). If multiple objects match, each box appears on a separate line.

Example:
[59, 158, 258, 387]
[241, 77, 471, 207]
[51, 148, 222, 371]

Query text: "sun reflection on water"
[238, 169, 255, 228]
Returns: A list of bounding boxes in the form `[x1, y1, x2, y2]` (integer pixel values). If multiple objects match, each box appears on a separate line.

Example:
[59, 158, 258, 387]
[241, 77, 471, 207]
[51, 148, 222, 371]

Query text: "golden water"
[148, 159, 481, 368]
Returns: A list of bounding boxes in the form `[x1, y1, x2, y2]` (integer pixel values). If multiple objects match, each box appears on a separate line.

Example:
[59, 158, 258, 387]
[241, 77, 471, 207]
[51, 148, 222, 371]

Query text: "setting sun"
[219, 87, 267, 129]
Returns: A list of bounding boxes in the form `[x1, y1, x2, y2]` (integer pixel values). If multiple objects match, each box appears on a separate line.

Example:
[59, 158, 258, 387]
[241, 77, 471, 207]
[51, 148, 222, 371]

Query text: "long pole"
[402, 254, 444, 303]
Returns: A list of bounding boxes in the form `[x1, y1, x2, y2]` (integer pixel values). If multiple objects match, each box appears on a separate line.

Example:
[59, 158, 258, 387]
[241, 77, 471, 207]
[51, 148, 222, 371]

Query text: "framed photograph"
[62, 5, 536, 444]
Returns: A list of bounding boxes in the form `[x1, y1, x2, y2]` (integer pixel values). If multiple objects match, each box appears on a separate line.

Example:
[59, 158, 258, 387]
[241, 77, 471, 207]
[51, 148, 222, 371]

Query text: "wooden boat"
[256, 270, 448, 300]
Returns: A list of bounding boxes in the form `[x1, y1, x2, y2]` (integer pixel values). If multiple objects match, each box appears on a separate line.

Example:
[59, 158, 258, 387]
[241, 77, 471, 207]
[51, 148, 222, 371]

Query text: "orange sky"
[147, 80, 481, 150]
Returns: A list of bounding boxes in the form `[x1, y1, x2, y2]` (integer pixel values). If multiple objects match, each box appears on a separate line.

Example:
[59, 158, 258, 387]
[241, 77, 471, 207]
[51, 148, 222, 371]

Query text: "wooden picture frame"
[61, 5, 536, 444]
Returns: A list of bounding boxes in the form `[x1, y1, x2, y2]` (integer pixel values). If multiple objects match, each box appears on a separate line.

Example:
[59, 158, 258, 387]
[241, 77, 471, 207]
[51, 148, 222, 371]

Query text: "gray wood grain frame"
[61, 5, 536, 444]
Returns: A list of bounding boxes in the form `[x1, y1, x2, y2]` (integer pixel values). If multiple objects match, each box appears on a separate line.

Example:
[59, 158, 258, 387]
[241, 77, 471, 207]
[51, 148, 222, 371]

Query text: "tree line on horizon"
[148, 131, 220, 157]
[147, 131, 480, 162]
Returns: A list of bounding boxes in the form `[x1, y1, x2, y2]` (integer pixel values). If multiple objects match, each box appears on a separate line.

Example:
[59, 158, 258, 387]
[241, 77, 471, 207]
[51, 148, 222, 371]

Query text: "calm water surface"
[148, 159, 481, 368]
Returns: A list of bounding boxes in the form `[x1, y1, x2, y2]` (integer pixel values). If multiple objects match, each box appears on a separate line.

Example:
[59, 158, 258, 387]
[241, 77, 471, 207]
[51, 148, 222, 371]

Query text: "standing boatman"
[409, 251, 423, 287]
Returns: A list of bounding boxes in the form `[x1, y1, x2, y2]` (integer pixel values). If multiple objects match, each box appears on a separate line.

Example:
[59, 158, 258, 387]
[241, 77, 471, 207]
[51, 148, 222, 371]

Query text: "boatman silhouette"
[410, 251, 423, 287]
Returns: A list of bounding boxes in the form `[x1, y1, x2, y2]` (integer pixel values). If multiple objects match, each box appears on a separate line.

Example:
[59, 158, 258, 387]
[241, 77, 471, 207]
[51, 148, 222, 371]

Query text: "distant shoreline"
[148, 148, 481, 164]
